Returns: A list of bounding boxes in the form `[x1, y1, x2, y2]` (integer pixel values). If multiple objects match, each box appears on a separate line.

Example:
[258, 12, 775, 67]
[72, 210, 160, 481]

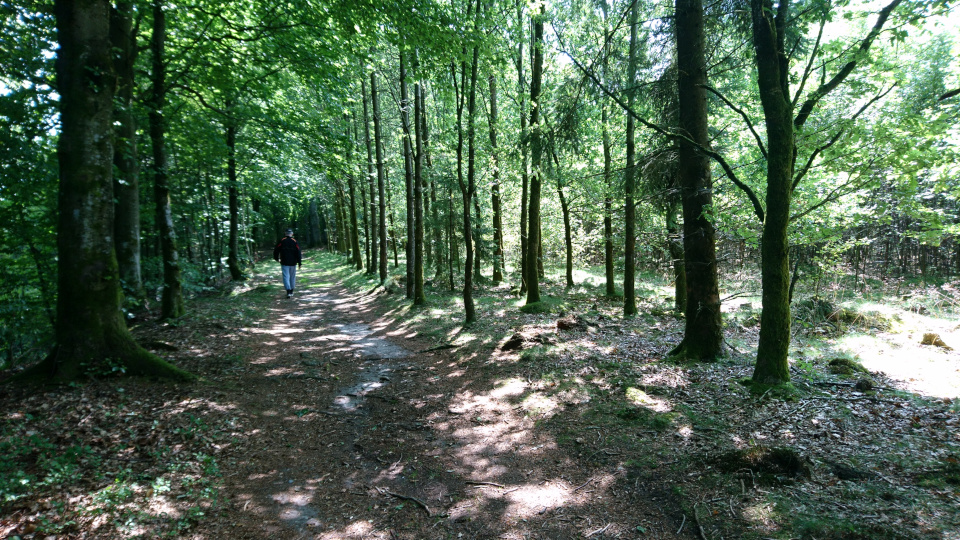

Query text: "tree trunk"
[371, 70, 388, 283]
[150, 0, 185, 319]
[400, 50, 415, 297]
[21, 0, 191, 382]
[346, 115, 363, 270]
[226, 112, 244, 281]
[516, 0, 529, 295]
[601, 0, 616, 297]
[414, 82, 426, 305]
[671, 0, 723, 359]
[622, 0, 639, 316]
[309, 198, 321, 249]
[488, 74, 505, 284]
[459, 0, 480, 324]
[362, 75, 378, 274]
[525, 5, 544, 305]
[110, 0, 143, 301]
[554, 152, 574, 288]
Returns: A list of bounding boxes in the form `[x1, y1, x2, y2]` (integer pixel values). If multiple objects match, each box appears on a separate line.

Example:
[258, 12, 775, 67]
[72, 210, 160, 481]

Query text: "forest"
[1, 0, 959, 538]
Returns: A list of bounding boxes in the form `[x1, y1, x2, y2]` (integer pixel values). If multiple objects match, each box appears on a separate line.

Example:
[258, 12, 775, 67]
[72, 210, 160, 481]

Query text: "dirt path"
[192, 267, 693, 540]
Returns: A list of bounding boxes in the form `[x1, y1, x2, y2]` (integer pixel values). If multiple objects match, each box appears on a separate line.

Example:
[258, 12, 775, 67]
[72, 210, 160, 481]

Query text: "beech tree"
[19, 0, 191, 381]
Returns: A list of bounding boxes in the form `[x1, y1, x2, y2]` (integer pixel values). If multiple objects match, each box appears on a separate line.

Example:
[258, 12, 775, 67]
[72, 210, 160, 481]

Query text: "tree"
[750, 0, 905, 384]
[525, 3, 545, 306]
[622, 0, 640, 316]
[17, 0, 191, 382]
[670, 0, 722, 359]
[149, 0, 185, 319]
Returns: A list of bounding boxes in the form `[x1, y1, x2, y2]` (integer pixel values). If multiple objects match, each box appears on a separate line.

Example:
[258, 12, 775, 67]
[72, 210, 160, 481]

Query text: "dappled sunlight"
[626, 387, 673, 413]
[638, 366, 690, 388]
[317, 519, 383, 539]
[835, 330, 960, 399]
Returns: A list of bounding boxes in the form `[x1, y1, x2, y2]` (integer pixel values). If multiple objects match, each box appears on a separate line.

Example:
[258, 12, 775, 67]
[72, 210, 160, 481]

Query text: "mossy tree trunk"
[749, 0, 901, 383]
[400, 49, 415, 298]
[21, 0, 192, 383]
[372, 70, 389, 283]
[225, 106, 245, 281]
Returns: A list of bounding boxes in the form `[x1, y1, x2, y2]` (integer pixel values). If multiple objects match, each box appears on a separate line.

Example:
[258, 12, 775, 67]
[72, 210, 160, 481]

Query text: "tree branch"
[792, 85, 894, 190]
[703, 85, 767, 159]
[794, 0, 903, 130]
[555, 28, 765, 222]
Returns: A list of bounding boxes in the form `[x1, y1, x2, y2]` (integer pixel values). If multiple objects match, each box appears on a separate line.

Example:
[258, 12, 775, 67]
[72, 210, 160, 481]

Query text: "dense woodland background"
[1, 0, 958, 381]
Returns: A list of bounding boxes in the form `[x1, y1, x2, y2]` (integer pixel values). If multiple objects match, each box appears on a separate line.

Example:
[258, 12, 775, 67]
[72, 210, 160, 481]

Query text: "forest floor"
[2, 250, 960, 539]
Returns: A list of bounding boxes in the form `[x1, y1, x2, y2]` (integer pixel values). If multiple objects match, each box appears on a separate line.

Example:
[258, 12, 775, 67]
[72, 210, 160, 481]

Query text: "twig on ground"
[573, 479, 594, 492]
[586, 523, 611, 537]
[693, 503, 709, 540]
[376, 487, 433, 517]
[677, 514, 686, 535]
[465, 481, 506, 488]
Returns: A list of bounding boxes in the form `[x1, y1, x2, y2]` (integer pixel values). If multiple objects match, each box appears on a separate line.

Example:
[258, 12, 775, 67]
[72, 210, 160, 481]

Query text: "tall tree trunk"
[23, 0, 190, 382]
[400, 50, 415, 297]
[150, 0, 185, 319]
[516, 0, 529, 294]
[458, 0, 480, 324]
[622, 0, 639, 316]
[672, 0, 722, 358]
[346, 115, 363, 270]
[488, 74, 505, 283]
[553, 152, 574, 288]
[414, 82, 426, 305]
[601, 0, 615, 297]
[448, 183, 456, 292]
[525, 4, 544, 305]
[372, 70, 388, 283]
[362, 75, 378, 275]
[309, 198, 321, 248]
[225, 110, 244, 281]
[111, 0, 143, 301]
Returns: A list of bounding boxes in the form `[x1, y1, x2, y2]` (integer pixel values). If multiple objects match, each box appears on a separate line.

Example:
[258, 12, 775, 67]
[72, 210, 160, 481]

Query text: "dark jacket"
[274, 236, 302, 266]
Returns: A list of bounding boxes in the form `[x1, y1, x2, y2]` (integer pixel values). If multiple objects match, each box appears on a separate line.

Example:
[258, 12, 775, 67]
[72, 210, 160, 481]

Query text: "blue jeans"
[281, 265, 297, 291]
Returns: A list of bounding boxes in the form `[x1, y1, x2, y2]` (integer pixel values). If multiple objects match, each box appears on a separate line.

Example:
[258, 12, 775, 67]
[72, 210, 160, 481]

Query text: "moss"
[828, 357, 870, 376]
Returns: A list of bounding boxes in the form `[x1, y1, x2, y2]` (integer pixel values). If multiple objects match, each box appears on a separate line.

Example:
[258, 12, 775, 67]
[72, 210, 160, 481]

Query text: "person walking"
[273, 228, 302, 298]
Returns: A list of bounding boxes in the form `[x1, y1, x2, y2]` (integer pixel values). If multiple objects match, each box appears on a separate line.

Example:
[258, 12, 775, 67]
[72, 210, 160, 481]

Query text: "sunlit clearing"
[836, 333, 960, 399]
[491, 378, 527, 398]
[626, 387, 673, 412]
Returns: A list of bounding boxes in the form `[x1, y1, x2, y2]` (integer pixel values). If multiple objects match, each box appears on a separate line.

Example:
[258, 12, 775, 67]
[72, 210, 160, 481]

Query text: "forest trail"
[190, 261, 694, 540]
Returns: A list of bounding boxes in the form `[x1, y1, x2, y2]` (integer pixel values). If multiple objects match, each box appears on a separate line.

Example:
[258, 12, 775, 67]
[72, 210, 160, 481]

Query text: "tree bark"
[371, 70, 388, 283]
[346, 114, 363, 270]
[525, 4, 544, 305]
[554, 152, 574, 288]
[362, 74, 378, 274]
[516, 0, 529, 295]
[488, 74, 505, 283]
[225, 109, 244, 281]
[21, 0, 191, 382]
[670, 0, 723, 358]
[150, 0, 185, 319]
[622, 0, 639, 316]
[459, 0, 480, 323]
[666, 199, 686, 311]
[414, 82, 426, 305]
[601, 0, 616, 297]
[400, 50, 415, 297]
[110, 0, 143, 301]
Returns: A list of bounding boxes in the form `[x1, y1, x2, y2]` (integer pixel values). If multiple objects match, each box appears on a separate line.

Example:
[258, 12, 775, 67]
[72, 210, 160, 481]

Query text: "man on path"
[274, 228, 302, 298]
